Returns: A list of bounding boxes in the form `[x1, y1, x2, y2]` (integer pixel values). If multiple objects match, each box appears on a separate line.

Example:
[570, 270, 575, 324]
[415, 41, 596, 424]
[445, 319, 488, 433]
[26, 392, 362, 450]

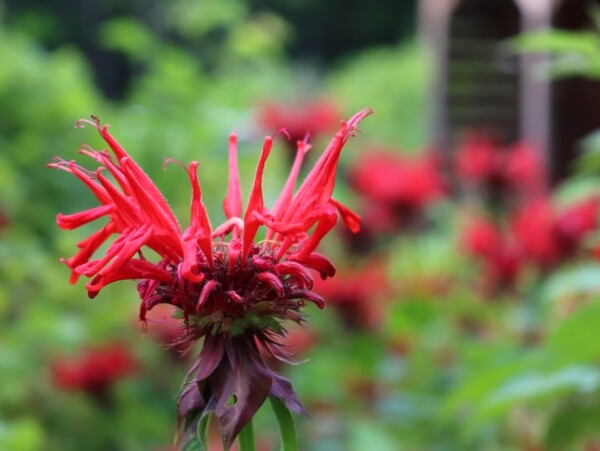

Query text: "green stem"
[269, 397, 298, 451]
[238, 419, 256, 451]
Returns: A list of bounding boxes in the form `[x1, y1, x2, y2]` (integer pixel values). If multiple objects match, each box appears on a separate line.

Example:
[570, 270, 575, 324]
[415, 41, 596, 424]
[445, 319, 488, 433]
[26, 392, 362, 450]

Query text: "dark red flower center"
[138, 240, 324, 345]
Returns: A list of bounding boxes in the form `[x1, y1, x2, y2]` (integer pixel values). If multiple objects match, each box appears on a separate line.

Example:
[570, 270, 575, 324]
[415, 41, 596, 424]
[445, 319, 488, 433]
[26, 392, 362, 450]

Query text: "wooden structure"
[420, 0, 600, 180]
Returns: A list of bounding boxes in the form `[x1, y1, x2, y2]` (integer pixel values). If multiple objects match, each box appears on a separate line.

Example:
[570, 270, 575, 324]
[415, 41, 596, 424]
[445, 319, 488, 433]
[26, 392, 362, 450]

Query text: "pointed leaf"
[210, 338, 273, 450]
[270, 373, 307, 416]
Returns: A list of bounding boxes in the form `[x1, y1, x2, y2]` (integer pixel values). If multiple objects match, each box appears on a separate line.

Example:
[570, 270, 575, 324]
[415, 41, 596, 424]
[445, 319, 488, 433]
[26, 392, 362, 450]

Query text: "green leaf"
[98, 18, 157, 63]
[440, 357, 529, 421]
[348, 421, 398, 451]
[270, 396, 298, 451]
[543, 299, 600, 367]
[482, 366, 600, 416]
[540, 265, 600, 306]
[510, 30, 600, 78]
[237, 420, 256, 451]
[182, 436, 202, 451]
[196, 413, 210, 451]
[545, 400, 600, 450]
[511, 30, 599, 56]
[589, 3, 600, 32]
[0, 419, 44, 451]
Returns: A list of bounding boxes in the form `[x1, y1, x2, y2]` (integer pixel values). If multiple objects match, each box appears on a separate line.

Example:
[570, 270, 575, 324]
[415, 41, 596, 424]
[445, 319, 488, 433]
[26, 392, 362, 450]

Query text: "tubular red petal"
[197, 280, 219, 311]
[121, 158, 182, 242]
[86, 259, 173, 297]
[227, 290, 243, 303]
[92, 118, 128, 160]
[263, 220, 305, 235]
[83, 149, 133, 196]
[181, 235, 205, 283]
[56, 205, 114, 230]
[67, 163, 112, 205]
[212, 217, 244, 239]
[303, 291, 326, 309]
[289, 205, 338, 261]
[271, 109, 371, 261]
[223, 132, 243, 224]
[267, 139, 311, 242]
[292, 252, 336, 280]
[275, 261, 314, 289]
[184, 162, 214, 270]
[242, 136, 273, 260]
[282, 108, 372, 226]
[62, 224, 115, 283]
[76, 225, 153, 278]
[96, 169, 140, 225]
[257, 271, 285, 297]
[228, 238, 242, 273]
[330, 198, 361, 233]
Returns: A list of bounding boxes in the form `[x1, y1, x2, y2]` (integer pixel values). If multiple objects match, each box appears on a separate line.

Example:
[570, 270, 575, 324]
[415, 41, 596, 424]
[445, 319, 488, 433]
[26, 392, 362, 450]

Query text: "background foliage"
[2, 1, 600, 450]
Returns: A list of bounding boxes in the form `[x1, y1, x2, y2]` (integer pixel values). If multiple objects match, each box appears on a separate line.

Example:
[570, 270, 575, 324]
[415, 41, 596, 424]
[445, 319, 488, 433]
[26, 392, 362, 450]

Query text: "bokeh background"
[4, 0, 600, 449]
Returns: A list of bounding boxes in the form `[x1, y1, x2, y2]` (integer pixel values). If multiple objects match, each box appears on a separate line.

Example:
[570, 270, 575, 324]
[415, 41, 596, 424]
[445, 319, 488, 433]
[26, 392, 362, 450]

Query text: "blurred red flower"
[0, 207, 9, 232]
[456, 134, 546, 200]
[348, 149, 445, 232]
[313, 261, 390, 331]
[51, 342, 138, 396]
[513, 197, 599, 267]
[257, 99, 341, 148]
[143, 303, 190, 356]
[461, 216, 522, 293]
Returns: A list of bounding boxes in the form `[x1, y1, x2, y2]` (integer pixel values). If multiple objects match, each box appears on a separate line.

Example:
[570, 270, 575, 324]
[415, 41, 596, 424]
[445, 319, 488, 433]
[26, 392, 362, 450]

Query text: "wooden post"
[515, 0, 552, 172]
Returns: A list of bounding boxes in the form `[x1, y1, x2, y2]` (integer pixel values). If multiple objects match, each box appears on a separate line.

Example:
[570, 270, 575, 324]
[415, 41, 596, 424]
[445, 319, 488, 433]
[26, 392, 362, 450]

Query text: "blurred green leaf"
[540, 265, 600, 305]
[545, 401, 600, 451]
[0, 419, 44, 451]
[167, 0, 248, 39]
[329, 41, 430, 150]
[542, 299, 600, 368]
[482, 366, 600, 416]
[348, 421, 398, 451]
[99, 18, 157, 63]
[512, 30, 600, 78]
[512, 30, 599, 56]
[225, 13, 290, 61]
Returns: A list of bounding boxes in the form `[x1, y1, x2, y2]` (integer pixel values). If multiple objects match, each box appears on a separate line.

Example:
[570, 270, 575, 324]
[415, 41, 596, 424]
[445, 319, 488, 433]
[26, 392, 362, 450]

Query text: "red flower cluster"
[49, 109, 371, 448]
[513, 197, 600, 268]
[257, 100, 341, 149]
[316, 262, 391, 330]
[51, 342, 137, 396]
[0, 208, 9, 232]
[461, 217, 521, 293]
[462, 195, 600, 292]
[456, 135, 546, 201]
[348, 149, 445, 232]
[313, 261, 390, 331]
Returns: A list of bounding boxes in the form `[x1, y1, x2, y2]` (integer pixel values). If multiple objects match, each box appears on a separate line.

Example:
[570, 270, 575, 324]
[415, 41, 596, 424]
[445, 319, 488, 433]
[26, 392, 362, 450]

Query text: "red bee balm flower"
[461, 216, 522, 293]
[348, 149, 445, 231]
[456, 135, 546, 201]
[313, 262, 390, 331]
[49, 109, 371, 449]
[51, 342, 137, 397]
[512, 197, 600, 267]
[258, 100, 341, 146]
